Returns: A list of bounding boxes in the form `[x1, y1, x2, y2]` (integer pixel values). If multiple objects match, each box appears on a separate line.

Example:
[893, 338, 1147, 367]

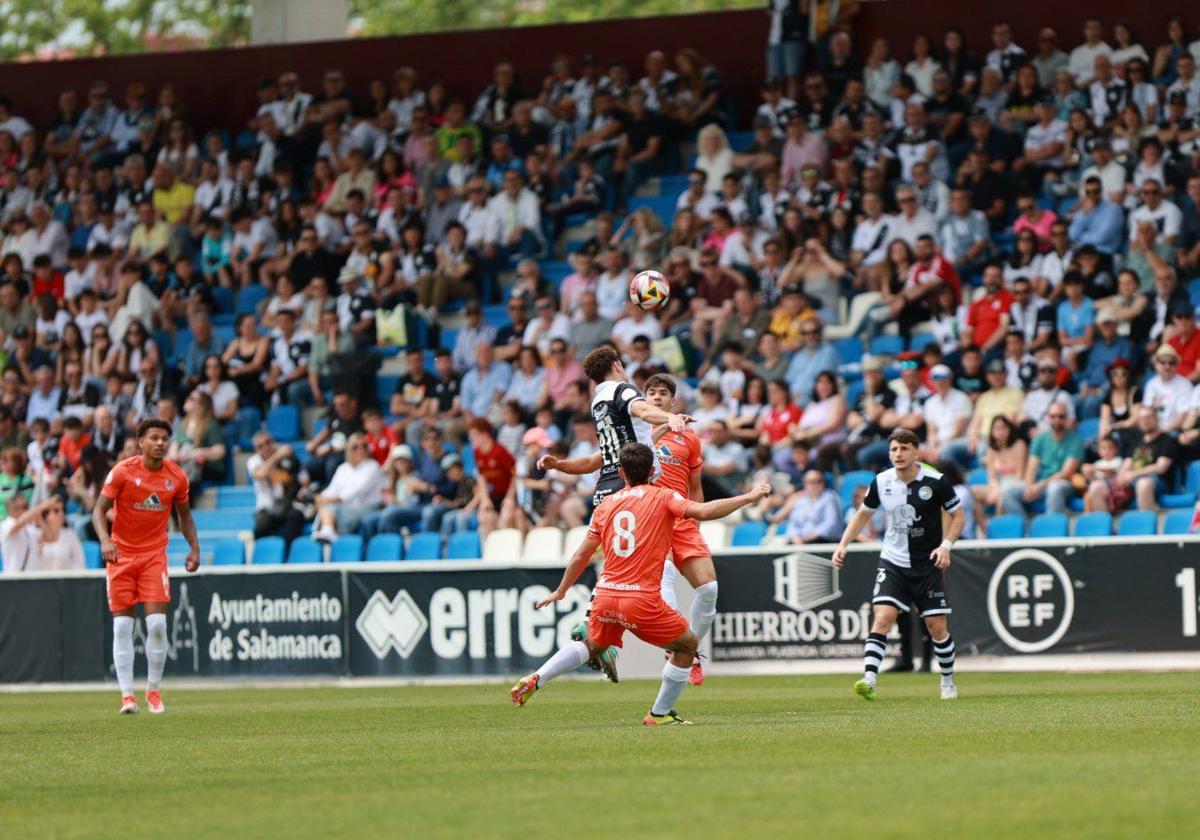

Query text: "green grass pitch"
[2, 672, 1198, 838]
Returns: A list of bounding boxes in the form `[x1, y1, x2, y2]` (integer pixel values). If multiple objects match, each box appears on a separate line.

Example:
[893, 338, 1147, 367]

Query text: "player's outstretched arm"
[93, 494, 117, 564]
[832, 507, 874, 568]
[536, 533, 600, 608]
[630, 399, 693, 432]
[175, 498, 202, 573]
[685, 483, 771, 522]
[931, 506, 965, 570]
[537, 451, 602, 475]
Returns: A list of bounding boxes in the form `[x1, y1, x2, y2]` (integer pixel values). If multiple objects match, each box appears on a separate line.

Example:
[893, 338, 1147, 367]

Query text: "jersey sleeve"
[586, 501, 610, 542]
[613, 383, 644, 414]
[687, 433, 703, 473]
[935, 476, 962, 512]
[100, 462, 125, 500]
[665, 489, 690, 520]
[862, 477, 881, 510]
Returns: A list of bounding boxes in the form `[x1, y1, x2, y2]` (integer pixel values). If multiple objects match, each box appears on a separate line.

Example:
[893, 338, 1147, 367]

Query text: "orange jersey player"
[93, 418, 200, 716]
[539, 373, 718, 686]
[510, 442, 768, 725]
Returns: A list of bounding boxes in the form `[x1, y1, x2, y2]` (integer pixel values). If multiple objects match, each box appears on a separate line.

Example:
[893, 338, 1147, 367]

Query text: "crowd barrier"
[1, 537, 1198, 683]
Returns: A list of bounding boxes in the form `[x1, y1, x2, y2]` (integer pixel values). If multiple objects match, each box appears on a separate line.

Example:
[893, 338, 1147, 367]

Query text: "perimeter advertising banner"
[712, 542, 1200, 660]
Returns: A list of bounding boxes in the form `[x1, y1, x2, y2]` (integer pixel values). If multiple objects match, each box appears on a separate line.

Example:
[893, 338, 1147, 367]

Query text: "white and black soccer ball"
[629, 269, 670, 312]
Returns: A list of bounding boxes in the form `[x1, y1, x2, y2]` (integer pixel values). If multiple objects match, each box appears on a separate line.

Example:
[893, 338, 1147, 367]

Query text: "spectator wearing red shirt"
[758, 378, 803, 447]
[1167, 305, 1200, 382]
[891, 235, 963, 338]
[31, 256, 65, 300]
[966, 262, 1014, 361]
[467, 418, 516, 508]
[362, 408, 399, 465]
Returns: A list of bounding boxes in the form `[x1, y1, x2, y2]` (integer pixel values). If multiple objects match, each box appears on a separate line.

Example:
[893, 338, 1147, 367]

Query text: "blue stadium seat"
[445, 531, 481, 559]
[1189, 278, 1200, 308]
[212, 538, 245, 565]
[1029, 513, 1069, 539]
[252, 536, 285, 564]
[193, 509, 254, 532]
[266, 405, 300, 442]
[441, 329, 459, 353]
[330, 535, 363, 562]
[1187, 461, 1200, 496]
[727, 130, 754, 152]
[83, 541, 102, 569]
[838, 470, 874, 508]
[1160, 491, 1197, 509]
[218, 487, 257, 508]
[658, 174, 689, 197]
[235, 284, 269, 316]
[365, 533, 403, 562]
[377, 375, 400, 411]
[1077, 417, 1100, 442]
[482, 305, 509, 328]
[968, 467, 988, 486]
[1073, 511, 1113, 537]
[833, 337, 863, 366]
[1117, 510, 1157, 537]
[406, 532, 441, 560]
[867, 334, 904, 357]
[731, 521, 767, 547]
[1162, 509, 1195, 535]
[987, 514, 1025, 539]
[288, 538, 323, 564]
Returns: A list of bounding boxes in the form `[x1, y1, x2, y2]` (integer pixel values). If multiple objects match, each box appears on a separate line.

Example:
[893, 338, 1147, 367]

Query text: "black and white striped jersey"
[591, 380, 657, 491]
[862, 465, 961, 572]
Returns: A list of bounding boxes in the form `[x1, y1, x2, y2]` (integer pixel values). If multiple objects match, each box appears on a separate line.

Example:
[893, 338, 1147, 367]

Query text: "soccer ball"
[629, 269, 670, 312]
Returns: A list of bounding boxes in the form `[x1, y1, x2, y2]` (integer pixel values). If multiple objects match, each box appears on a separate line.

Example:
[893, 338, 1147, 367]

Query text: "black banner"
[346, 567, 595, 676]
[712, 541, 1200, 660]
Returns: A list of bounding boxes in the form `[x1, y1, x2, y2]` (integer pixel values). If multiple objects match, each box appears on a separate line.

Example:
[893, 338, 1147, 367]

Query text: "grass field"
[2, 672, 1198, 838]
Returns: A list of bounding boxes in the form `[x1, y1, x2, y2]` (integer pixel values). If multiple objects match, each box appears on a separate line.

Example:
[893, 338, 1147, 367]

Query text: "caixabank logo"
[987, 549, 1076, 653]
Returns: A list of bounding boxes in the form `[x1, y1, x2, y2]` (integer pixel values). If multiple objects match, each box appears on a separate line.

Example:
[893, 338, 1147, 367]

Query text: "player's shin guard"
[660, 560, 680, 612]
[688, 580, 718, 641]
[863, 631, 886, 688]
[145, 613, 168, 690]
[113, 615, 135, 696]
[651, 661, 691, 716]
[534, 640, 590, 685]
[933, 634, 955, 685]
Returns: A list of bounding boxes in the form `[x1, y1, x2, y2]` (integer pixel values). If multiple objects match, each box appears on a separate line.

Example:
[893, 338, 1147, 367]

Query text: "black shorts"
[591, 473, 625, 509]
[872, 561, 952, 617]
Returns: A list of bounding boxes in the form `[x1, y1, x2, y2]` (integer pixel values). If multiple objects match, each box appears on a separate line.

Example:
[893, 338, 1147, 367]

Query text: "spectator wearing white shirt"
[522, 295, 572, 357]
[986, 22, 1028, 83]
[458, 177, 498, 251]
[911, 161, 951, 222]
[1128, 179, 1182, 244]
[1143, 344, 1193, 431]
[592, 249, 631, 322]
[702, 421, 750, 481]
[890, 184, 938, 247]
[922, 365, 973, 464]
[0, 495, 59, 573]
[720, 214, 768, 270]
[29, 202, 69, 268]
[30, 497, 85, 572]
[1166, 53, 1200, 118]
[849, 191, 894, 283]
[611, 303, 664, 354]
[311, 432, 384, 541]
[1076, 140, 1127, 204]
[0, 95, 33, 141]
[1068, 17, 1113, 86]
[1021, 353, 1076, 433]
[487, 169, 544, 261]
[1087, 54, 1127, 127]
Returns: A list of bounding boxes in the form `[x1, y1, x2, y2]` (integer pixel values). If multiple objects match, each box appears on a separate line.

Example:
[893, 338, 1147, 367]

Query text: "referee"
[832, 429, 966, 701]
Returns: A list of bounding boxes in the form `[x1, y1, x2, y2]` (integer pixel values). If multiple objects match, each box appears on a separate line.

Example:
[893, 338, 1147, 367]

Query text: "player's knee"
[676, 631, 698, 656]
[146, 612, 168, 642]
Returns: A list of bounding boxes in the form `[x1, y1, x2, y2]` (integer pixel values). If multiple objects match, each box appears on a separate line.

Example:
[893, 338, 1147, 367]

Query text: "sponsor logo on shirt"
[134, 493, 168, 512]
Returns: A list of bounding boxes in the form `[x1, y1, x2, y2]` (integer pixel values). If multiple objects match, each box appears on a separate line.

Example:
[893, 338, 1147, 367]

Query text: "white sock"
[688, 580, 719, 641]
[534, 640, 590, 684]
[660, 560, 680, 612]
[112, 616, 135, 696]
[145, 613, 169, 691]
[651, 661, 691, 716]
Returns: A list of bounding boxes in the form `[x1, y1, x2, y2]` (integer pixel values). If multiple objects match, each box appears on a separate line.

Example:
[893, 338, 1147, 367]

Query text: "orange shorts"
[106, 550, 170, 613]
[587, 590, 690, 649]
[669, 517, 711, 568]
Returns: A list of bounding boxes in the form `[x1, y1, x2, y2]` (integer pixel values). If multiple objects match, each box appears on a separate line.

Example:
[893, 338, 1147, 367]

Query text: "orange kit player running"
[93, 418, 200, 715]
[539, 373, 718, 686]
[511, 442, 768, 725]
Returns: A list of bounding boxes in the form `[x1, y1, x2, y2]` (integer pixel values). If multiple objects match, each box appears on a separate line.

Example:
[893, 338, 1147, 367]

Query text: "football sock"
[660, 560, 679, 612]
[145, 613, 169, 690]
[933, 634, 955, 686]
[651, 661, 691, 716]
[863, 631, 887, 688]
[688, 580, 719, 641]
[113, 616, 135, 696]
[534, 640, 590, 684]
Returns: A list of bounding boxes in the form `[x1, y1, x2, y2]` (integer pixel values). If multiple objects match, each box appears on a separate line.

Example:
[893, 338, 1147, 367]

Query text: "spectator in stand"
[311, 432, 384, 543]
[785, 316, 839, 406]
[1090, 405, 1178, 512]
[169, 391, 227, 487]
[1143, 343, 1193, 431]
[1167, 305, 1200, 381]
[922, 364, 973, 465]
[1056, 271, 1096, 370]
[460, 342, 512, 425]
[248, 433, 304, 544]
[777, 469, 842, 544]
[1003, 403, 1083, 516]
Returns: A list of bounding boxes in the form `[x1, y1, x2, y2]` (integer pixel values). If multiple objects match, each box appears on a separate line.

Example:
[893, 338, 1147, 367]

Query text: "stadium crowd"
[3, 10, 1200, 569]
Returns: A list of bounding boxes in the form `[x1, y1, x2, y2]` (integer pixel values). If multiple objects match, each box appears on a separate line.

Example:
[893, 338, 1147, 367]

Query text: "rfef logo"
[987, 549, 1075, 653]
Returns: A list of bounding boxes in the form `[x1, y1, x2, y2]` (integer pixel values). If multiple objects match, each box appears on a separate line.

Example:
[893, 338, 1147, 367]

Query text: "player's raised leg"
[510, 638, 592, 706]
[857, 604, 900, 701]
[925, 614, 957, 699]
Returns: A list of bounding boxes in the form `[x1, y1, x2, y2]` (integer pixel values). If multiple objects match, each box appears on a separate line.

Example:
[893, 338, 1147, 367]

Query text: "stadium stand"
[2, 10, 1200, 576]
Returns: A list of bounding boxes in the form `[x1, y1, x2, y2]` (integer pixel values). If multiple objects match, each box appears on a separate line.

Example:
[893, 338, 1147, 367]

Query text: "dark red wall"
[0, 3, 1195, 135]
